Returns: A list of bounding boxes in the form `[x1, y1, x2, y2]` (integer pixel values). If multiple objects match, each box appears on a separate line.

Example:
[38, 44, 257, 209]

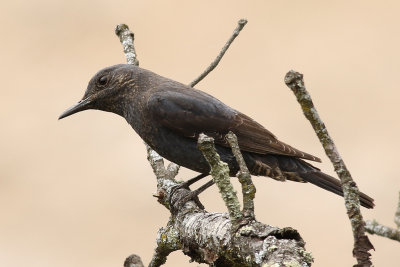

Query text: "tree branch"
[115, 24, 139, 66]
[365, 220, 400, 242]
[115, 23, 182, 265]
[226, 131, 256, 219]
[149, 224, 181, 267]
[365, 191, 400, 242]
[124, 254, 144, 267]
[396, 191, 400, 229]
[197, 133, 242, 226]
[285, 70, 374, 266]
[189, 19, 247, 87]
[158, 170, 312, 266]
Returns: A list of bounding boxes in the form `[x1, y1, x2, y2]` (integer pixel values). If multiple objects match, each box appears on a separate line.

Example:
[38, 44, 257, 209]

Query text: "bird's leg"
[172, 173, 209, 210]
[191, 179, 215, 196]
[177, 173, 208, 190]
[178, 179, 215, 210]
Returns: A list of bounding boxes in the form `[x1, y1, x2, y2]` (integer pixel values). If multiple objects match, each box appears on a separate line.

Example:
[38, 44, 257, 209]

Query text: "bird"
[59, 64, 374, 208]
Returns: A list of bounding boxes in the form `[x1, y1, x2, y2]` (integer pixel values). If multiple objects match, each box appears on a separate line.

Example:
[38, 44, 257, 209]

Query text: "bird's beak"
[58, 97, 92, 120]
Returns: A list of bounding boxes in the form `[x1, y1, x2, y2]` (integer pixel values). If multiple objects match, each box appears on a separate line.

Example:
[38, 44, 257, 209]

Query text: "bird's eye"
[98, 76, 108, 86]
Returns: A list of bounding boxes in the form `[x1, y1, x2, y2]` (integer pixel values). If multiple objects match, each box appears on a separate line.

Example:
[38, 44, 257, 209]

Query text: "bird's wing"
[146, 83, 321, 162]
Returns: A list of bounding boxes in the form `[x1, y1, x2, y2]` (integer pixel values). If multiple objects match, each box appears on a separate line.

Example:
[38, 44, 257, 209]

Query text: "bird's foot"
[172, 178, 214, 211]
[181, 179, 215, 209]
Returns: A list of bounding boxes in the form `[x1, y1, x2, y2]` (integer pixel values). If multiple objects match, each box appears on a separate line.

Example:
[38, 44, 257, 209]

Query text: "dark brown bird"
[59, 64, 374, 208]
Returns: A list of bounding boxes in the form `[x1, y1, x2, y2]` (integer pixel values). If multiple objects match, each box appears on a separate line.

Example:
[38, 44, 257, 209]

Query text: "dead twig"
[189, 19, 247, 87]
[285, 70, 374, 266]
[366, 191, 400, 242]
[226, 131, 256, 219]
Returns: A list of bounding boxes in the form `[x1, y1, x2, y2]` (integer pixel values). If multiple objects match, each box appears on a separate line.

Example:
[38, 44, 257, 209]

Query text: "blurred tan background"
[1, 0, 399, 266]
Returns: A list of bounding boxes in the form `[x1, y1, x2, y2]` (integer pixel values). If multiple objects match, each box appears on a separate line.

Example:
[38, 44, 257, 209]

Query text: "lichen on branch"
[285, 70, 374, 266]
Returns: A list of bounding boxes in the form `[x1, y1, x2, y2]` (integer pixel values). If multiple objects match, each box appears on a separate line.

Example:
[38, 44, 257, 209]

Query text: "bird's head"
[59, 64, 141, 120]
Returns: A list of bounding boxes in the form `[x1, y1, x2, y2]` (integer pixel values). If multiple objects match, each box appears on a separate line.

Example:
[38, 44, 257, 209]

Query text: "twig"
[145, 144, 179, 182]
[149, 225, 181, 267]
[365, 220, 400, 242]
[124, 254, 144, 267]
[365, 191, 400, 242]
[189, 19, 247, 87]
[115, 23, 180, 183]
[115, 23, 181, 265]
[115, 22, 180, 194]
[115, 24, 139, 66]
[188, 19, 254, 222]
[197, 134, 242, 226]
[395, 191, 400, 229]
[285, 70, 374, 266]
[226, 131, 256, 219]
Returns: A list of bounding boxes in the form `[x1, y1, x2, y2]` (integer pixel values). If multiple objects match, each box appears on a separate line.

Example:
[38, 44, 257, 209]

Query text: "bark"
[152, 168, 312, 266]
[366, 191, 400, 242]
[285, 71, 374, 266]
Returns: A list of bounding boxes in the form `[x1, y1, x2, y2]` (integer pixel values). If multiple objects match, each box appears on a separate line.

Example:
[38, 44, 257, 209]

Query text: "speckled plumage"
[59, 64, 374, 208]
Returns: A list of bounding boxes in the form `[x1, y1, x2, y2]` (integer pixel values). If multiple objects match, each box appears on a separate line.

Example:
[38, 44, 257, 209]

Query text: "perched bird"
[59, 64, 374, 208]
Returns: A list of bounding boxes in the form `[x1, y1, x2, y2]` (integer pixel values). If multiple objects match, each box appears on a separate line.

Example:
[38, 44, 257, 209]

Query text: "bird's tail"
[299, 171, 374, 209]
[246, 154, 374, 208]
